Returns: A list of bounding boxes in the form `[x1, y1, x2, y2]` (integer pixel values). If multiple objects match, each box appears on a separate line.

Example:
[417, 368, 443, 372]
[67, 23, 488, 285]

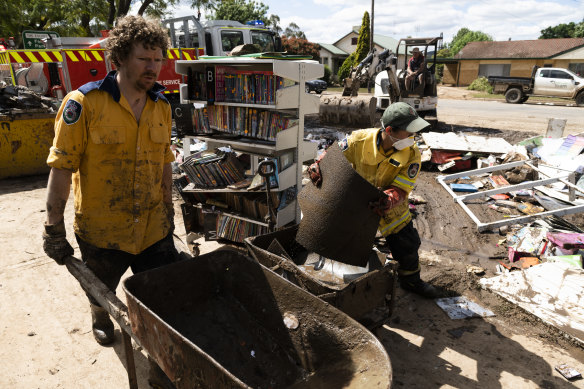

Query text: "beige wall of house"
[442, 63, 458, 85]
[336, 33, 357, 54]
[554, 46, 584, 60]
[453, 57, 584, 86]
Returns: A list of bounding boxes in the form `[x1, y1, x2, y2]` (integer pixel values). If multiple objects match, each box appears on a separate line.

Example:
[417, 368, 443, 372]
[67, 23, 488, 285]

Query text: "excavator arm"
[342, 49, 391, 96]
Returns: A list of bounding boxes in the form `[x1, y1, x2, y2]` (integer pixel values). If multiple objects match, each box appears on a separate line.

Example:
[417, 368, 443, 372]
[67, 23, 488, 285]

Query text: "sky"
[166, 0, 584, 45]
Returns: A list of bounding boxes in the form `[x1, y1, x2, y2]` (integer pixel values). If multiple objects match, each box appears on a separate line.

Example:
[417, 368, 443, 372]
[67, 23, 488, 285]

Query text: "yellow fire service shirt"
[47, 71, 174, 254]
[340, 128, 421, 236]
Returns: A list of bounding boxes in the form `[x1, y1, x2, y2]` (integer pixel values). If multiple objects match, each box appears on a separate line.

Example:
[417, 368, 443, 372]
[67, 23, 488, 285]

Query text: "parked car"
[488, 66, 584, 106]
[305, 79, 327, 94]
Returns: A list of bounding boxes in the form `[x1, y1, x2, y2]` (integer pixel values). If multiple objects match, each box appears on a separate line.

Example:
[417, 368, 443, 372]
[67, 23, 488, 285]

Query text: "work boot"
[400, 274, 440, 299]
[148, 356, 176, 389]
[90, 304, 115, 345]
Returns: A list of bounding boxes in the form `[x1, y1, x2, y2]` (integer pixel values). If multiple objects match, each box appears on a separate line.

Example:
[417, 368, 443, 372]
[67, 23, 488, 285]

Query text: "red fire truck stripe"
[91, 50, 103, 61]
[66, 51, 79, 62]
[9, 52, 25, 63]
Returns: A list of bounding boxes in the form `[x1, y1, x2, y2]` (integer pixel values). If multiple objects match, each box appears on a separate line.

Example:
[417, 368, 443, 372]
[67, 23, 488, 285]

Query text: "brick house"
[443, 38, 584, 86]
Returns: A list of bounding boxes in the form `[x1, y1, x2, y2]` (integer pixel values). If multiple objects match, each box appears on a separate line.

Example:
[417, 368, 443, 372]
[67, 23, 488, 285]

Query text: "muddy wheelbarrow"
[65, 250, 392, 388]
[245, 225, 399, 328]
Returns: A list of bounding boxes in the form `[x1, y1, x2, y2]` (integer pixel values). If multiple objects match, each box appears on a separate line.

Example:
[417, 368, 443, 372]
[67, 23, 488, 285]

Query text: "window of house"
[543, 64, 552, 67]
[568, 63, 584, 77]
[351, 37, 358, 45]
[478, 64, 510, 78]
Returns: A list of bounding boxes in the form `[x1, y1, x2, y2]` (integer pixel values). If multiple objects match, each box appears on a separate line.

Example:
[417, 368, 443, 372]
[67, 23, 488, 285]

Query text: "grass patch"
[326, 87, 372, 93]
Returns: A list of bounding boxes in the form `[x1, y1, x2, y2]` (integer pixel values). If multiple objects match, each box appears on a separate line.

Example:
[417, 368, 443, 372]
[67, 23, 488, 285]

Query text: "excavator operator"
[405, 47, 425, 91]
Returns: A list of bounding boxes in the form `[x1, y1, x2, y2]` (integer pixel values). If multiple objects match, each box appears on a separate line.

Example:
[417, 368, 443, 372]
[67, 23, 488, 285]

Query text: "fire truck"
[0, 16, 281, 106]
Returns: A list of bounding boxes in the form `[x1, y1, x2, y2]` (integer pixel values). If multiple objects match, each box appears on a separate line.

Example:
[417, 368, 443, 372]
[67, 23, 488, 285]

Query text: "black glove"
[42, 220, 74, 265]
[165, 202, 175, 233]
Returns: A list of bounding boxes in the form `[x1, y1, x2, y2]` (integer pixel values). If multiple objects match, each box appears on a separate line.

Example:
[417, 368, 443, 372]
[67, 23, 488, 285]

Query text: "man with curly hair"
[43, 15, 178, 386]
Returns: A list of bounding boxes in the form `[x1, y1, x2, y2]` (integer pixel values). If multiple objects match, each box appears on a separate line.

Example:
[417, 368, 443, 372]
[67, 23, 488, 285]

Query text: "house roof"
[455, 38, 584, 59]
[319, 42, 348, 56]
[373, 34, 398, 51]
[332, 27, 399, 53]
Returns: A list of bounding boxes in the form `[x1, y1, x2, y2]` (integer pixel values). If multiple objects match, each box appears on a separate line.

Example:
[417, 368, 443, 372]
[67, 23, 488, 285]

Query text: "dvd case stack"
[204, 106, 297, 140]
[215, 66, 284, 104]
[192, 107, 212, 134]
[216, 214, 268, 243]
[180, 152, 246, 188]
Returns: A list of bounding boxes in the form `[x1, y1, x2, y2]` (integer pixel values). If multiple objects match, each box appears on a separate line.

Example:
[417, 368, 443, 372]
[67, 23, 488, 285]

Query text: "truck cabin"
[163, 17, 281, 56]
[397, 37, 441, 97]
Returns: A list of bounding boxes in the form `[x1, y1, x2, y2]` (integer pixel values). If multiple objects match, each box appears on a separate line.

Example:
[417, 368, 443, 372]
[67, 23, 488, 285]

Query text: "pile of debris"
[419, 129, 584, 346]
[0, 82, 58, 114]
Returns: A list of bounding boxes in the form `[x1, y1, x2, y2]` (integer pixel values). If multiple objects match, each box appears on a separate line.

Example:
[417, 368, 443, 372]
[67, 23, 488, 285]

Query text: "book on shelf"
[196, 105, 298, 141]
[216, 67, 284, 105]
[179, 152, 246, 189]
[188, 69, 207, 101]
[224, 192, 280, 221]
[215, 214, 269, 243]
[192, 106, 211, 134]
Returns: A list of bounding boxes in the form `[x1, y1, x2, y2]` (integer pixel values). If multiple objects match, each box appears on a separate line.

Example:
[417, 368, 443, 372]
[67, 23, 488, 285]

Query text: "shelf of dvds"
[176, 57, 323, 237]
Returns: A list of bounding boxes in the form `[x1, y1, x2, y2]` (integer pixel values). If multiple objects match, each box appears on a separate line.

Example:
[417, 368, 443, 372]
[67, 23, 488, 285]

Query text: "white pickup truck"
[488, 66, 584, 106]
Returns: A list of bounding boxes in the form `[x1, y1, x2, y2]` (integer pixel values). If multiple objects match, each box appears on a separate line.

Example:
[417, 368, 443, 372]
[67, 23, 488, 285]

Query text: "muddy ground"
[2, 89, 584, 388]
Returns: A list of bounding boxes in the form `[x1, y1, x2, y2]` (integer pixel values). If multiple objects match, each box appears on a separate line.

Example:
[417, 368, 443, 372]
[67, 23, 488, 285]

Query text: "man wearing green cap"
[309, 102, 437, 298]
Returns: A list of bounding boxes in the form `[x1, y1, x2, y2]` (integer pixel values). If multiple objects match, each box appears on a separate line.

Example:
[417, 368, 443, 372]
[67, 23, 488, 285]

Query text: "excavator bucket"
[342, 78, 360, 97]
[319, 95, 378, 128]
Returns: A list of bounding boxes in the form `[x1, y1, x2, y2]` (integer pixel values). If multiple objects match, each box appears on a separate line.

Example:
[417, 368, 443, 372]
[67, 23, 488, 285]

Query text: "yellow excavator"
[319, 36, 442, 128]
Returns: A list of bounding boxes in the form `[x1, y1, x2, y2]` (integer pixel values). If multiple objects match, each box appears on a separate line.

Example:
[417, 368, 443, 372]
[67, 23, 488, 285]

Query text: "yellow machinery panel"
[0, 112, 55, 179]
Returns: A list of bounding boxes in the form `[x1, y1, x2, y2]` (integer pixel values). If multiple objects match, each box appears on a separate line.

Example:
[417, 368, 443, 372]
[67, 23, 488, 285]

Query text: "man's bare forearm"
[46, 167, 73, 225]
[162, 163, 172, 204]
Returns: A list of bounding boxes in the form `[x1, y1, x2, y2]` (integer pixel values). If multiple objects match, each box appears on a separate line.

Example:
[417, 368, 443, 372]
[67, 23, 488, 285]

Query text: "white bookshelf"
[176, 57, 323, 231]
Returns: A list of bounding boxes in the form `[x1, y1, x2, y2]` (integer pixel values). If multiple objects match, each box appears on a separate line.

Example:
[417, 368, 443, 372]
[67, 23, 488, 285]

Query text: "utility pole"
[370, 0, 374, 52]
[369, 0, 374, 93]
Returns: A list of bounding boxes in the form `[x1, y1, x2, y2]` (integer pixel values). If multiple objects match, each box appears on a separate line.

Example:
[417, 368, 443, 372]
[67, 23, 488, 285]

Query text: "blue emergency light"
[246, 20, 265, 27]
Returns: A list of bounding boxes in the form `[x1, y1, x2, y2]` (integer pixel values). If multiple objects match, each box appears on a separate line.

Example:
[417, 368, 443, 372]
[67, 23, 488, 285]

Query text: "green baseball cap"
[380, 102, 430, 133]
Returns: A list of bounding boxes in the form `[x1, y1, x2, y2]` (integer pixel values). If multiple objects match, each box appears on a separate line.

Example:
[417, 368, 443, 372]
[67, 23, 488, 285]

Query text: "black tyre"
[316, 89, 322, 94]
[305, 85, 310, 93]
[505, 88, 523, 104]
[576, 92, 584, 107]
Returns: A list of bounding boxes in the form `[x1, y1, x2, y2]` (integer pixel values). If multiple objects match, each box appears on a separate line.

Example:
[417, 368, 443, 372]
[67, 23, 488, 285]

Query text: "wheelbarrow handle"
[258, 159, 276, 178]
[63, 255, 133, 336]
[63, 256, 139, 389]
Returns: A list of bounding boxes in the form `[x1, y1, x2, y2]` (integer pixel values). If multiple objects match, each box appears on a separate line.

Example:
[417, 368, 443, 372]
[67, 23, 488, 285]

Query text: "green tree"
[435, 47, 451, 83]
[355, 11, 370, 63]
[190, 0, 217, 20]
[106, 0, 178, 27]
[337, 11, 370, 81]
[267, 14, 281, 34]
[0, 0, 177, 44]
[208, 0, 269, 24]
[321, 64, 331, 84]
[448, 27, 492, 56]
[539, 19, 584, 38]
[283, 22, 306, 39]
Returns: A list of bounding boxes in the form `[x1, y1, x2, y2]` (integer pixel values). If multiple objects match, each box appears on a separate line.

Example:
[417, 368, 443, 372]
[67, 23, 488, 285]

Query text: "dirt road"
[437, 86, 584, 135]
[2, 88, 584, 388]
